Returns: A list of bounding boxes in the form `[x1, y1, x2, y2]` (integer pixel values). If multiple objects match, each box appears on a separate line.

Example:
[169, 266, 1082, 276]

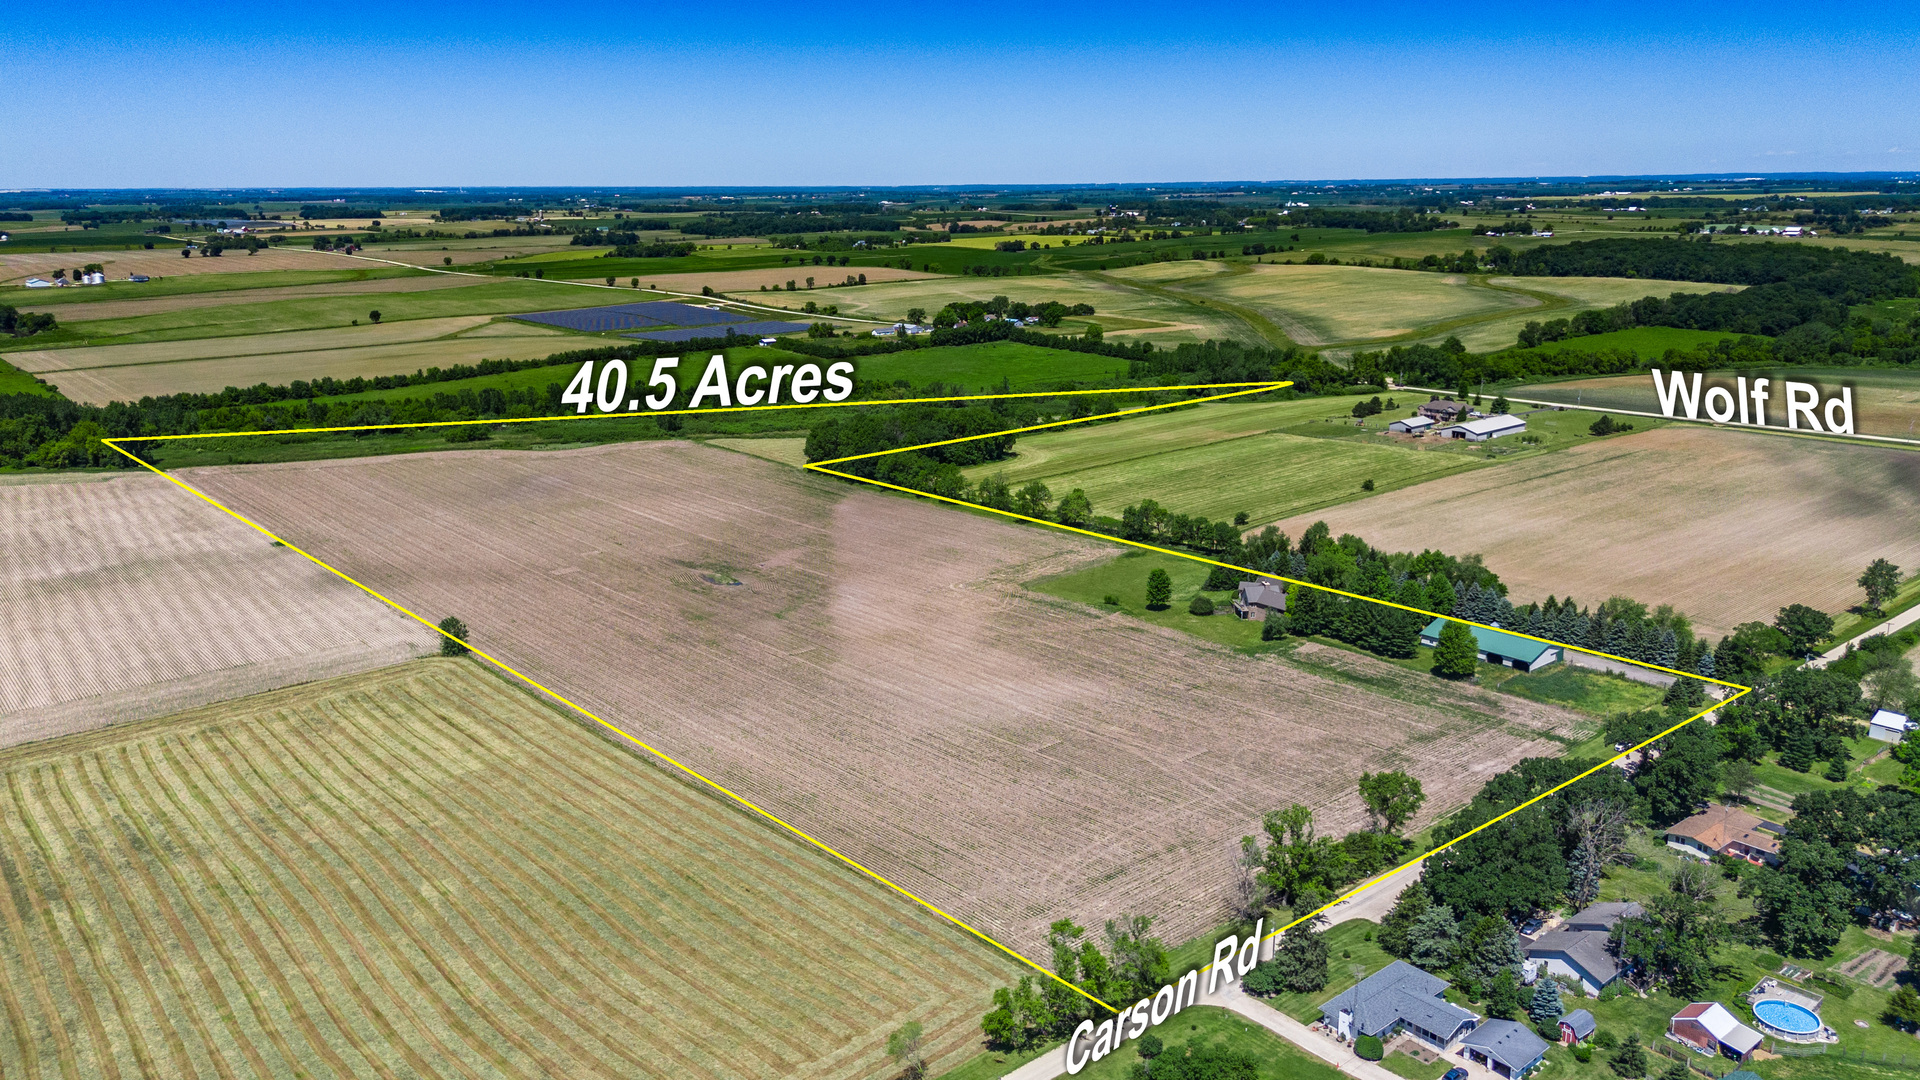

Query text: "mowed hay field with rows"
[0, 473, 433, 746]
[187, 440, 1587, 954]
[1267, 424, 1920, 641]
[0, 659, 1015, 1080]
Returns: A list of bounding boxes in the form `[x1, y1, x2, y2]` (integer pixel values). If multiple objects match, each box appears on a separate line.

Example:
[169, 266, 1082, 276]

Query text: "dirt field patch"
[0, 658, 1015, 1079]
[0, 473, 432, 747]
[187, 441, 1586, 954]
[1266, 425, 1920, 641]
[1836, 948, 1907, 987]
[0, 247, 367, 284]
[572, 264, 939, 297]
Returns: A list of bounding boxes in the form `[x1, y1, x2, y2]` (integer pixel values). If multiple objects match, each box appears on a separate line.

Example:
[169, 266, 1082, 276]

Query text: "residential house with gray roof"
[1460, 1018, 1551, 1078]
[1319, 960, 1479, 1049]
[1524, 901, 1643, 996]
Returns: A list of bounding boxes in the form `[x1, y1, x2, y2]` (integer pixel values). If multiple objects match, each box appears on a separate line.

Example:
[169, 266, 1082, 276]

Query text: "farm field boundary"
[99, 381, 1750, 1019]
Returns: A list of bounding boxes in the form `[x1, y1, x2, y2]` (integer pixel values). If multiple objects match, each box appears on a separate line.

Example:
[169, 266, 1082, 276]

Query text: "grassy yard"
[1070, 1005, 1348, 1080]
[1499, 664, 1666, 717]
[1382, 1050, 1454, 1080]
[1259, 919, 1399, 1023]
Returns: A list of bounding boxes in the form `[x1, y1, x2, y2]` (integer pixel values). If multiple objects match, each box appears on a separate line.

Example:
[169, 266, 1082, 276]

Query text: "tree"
[1860, 559, 1903, 613]
[1145, 569, 1173, 610]
[1137, 1032, 1164, 1059]
[1378, 881, 1430, 959]
[1432, 621, 1478, 679]
[437, 616, 470, 656]
[1567, 798, 1630, 908]
[906, 307, 927, 324]
[1268, 916, 1330, 993]
[1406, 904, 1460, 971]
[1259, 804, 1350, 912]
[1013, 481, 1052, 519]
[1231, 835, 1267, 922]
[1637, 721, 1722, 826]
[1864, 659, 1918, 714]
[368, 310, 382, 323]
[1661, 677, 1707, 714]
[886, 1021, 926, 1079]
[1530, 978, 1565, 1024]
[1460, 914, 1523, 985]
[1884, 985, 1920, 1032]
[1613, 869, 1725, 997]
[1485, 970, 1524, 1020]
[1358, 771, 1426, 835]
[1610, 1033, 1649, 1078]
[1492, 395, 1511, 414]
[1775, 604, 1835, 658]
[1721, 759, 1756, 804]
[1054, 489, 1093, 527]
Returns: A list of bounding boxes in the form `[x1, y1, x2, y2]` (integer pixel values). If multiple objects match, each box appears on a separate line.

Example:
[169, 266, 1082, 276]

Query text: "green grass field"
[0, 354, 58, 396]
[0, 659, 1017, 1080]
[853, 341, 1130, 391]
[1497, 664, 1667, 716]
[1510, 326, 1767, 360]
[962, 399, 1482, 525]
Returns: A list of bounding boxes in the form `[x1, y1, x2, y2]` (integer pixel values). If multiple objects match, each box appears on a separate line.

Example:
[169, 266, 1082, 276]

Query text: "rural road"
[1810, 602, 1920, 668]
[995, 972, 1437, 1080]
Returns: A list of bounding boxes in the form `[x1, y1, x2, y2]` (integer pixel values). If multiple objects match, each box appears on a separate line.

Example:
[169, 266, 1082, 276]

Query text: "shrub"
[1536, 1018, 1565, 1043]
[1137, 1033, 1163, 1059]
[437, 617, 470, 656]
[1102, 594, 1121, 606]
[1355, 1035, 1383, 1061]
[1592, 1030, 1618, 1050]
[1574, 1045, 1593, 1063]
[1189, 595, 1215, 616]
[1361, 479, 1375, 491]
[1262, 609, 1289, 640]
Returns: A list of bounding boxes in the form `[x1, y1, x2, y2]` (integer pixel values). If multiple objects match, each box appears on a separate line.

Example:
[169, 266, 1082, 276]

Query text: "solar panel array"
[514, 301, 758, 333]
[624, 320, 812, 343]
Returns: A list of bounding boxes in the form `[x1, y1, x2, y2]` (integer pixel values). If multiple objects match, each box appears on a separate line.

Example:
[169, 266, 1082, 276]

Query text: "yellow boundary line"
[101, 375, 1753, 1017]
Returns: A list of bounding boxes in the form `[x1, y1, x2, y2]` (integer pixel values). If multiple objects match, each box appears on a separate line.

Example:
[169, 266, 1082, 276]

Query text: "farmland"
[1510, 365, 1920, 439]
[0, 658, 1017, 1080]
[185, 440, 1589, 955]
[1265, 423, 1920, 641]
[0, 246, 368, 284]
[0, 472, 432, 747]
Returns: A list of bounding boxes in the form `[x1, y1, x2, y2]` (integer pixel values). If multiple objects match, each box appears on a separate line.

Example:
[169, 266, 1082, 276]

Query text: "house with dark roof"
[1418, 400, 1471, 422]
[1459, 1018, 1550, 1078]
[1559, 1009, 1596, 1045]
[1524, 901, 1642, 996]
[1419, 618, 1562, 673]
[1234, 579, 1288, 620]
[1319, 960, 1480, 1049]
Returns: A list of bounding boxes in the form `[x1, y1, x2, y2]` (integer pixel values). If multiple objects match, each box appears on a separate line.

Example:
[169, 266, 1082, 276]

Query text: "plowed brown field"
[185, 442, 1586, 953]
[0, 659, 1015, 1079]
[0, 473, 433, 747]
[1267, 425, 1920, 641]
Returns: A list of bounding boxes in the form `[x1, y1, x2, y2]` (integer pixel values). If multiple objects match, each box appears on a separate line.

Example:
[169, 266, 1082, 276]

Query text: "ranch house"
[1664, 805, 1781, 866]
[1418, 400, 1471, 422]
[1418, 619, 1561, 672]
[1389, 416, 1436, 435]
[1524, 901, 1641, 997]
[1320, 960, 1480, 1049]
[1234, 579, 1287, 620]
[1459, 1019, 1550, 1079]
[1439, 415, 1527, 442]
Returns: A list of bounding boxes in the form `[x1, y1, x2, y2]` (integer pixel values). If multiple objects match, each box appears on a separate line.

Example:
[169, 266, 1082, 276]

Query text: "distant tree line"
[299, 205, 384, 219]
[605, 240, 698, 258]
[1281, 208, 1459, 233]
[680, 212, 901, 237]
[803, 402, 1021, 492]
[570, 225, 673, 246]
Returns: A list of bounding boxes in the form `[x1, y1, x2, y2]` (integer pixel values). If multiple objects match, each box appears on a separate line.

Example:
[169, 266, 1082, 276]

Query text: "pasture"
[12, 318, 572, 404]
[1508, 325, 1765, 361]
[0, 472, 432, 748]
[187, 440, 1587, 955]
[1112, 262, 1535, 346]
[0, 658, 1017, 1080]
[1430, 275, 1740, 352]
[1265, 424, 1920, 641]
[852, 340, 1128, 391]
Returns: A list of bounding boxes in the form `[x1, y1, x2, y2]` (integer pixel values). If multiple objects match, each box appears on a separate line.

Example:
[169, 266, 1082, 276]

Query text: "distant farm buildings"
[1419, 619, 1561, 672]
[1388, 415, 1436, 435]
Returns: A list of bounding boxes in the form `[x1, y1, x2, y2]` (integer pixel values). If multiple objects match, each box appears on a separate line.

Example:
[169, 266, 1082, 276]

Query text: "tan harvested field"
[1267, 425, 1920, 641]
[779, 274, 1253, 343]
[0, 247, 367, 284]
[13, 317, 569, 404]
[187, 441, 1587, 953]
[15, 272, 483, 321]
[569, 264, 939, 296]
[0, 473, 432, 748]
[0, 658, 1015, 1079]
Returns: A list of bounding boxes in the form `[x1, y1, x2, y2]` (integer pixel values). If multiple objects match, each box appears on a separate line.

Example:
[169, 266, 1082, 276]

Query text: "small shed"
[1389, 415, 1436, 434]
[1869, 709, 1913, 743]
[1559, 1009, 1596, 1044]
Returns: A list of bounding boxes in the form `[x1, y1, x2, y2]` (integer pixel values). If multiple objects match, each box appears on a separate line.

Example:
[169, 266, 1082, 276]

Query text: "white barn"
[1440, 415, 1527, 442]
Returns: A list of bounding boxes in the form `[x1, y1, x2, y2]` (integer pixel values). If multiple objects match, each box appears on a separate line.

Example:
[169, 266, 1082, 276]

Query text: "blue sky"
[7, 1, 1916, 187]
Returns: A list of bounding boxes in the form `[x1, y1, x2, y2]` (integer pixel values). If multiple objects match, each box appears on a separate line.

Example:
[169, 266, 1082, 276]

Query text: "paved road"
[1810, 602, 1920, 668]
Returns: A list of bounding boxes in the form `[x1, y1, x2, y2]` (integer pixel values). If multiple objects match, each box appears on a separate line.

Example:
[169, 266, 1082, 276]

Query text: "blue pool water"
[1753, 998, 1821, 1035]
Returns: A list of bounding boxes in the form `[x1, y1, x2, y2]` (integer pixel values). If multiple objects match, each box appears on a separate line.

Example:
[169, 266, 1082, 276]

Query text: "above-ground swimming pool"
[1753, 998, 1823, 1036]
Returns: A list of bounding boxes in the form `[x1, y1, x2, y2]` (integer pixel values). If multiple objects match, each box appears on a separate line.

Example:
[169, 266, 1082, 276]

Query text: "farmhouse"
[1418, 619, 1562, 672]
[1439, 415, 1527, 442]
[1418, 400, 1471, 422]
[1868, 708, 1913, 743]
[1665, 804, 1781, 866]
[1670, 1002, 1763, 1062]
[1524, 901, 1642, 996]
[1234, 579, 1288, 620]
[1320, 960, 1480, 1049]
[1459, 1019, 1550, 1079]
[1389, 416, 1437, 435]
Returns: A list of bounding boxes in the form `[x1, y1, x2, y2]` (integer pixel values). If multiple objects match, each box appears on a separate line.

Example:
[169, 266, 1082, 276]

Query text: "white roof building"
[1440, 414, 1527, 442]
[1869, 709, 1913, 743]
[1388, 416, 1436, 434]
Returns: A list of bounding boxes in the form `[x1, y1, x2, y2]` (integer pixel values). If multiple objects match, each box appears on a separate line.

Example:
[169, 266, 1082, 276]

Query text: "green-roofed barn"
[1420, 618, 1562, 672]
